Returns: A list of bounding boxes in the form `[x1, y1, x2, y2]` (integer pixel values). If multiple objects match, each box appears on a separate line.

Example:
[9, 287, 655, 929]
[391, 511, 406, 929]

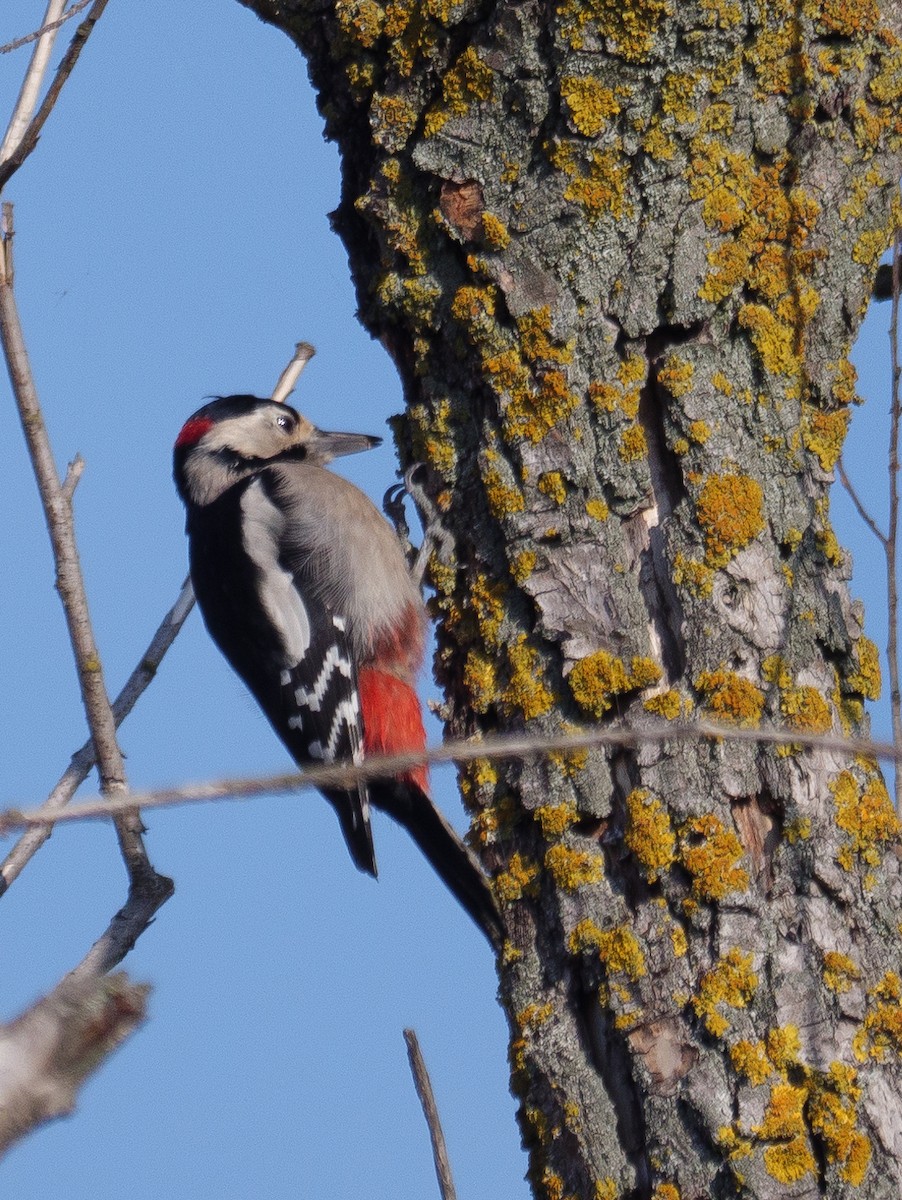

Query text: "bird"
[173, 394, 502, 948]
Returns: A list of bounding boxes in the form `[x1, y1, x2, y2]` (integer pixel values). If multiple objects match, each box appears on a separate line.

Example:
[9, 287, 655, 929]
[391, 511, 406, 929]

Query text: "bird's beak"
[310, 428, 382, 460]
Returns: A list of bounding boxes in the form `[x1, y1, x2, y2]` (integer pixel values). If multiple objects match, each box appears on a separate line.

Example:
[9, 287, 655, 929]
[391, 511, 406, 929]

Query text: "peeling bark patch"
[730, 795, 779, 887]
[439, 178, 484, 241]
[627, 1018, 698, 1096]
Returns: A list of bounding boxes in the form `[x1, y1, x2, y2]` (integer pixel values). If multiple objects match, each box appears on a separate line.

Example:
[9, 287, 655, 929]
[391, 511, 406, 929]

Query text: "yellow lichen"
[557, 0, 672, 61]
[652, 1185, 681, 1200]
[802, 406, 850, 471]
[854, 972, 902, 1062]
[481, 211, 510, 250]
[831, 769, 900, 869]
[780, 685, 832, 734]
[619, 423, 648, 461]
[673, 553, 714, 597]
[534, 802, 579, 838]
[560, 75, 621, 136]
[808, 1063, 871, 1186]
[695, 668, 765, 727]
[692, 948, 757, 1036]
[569, 918, 646, 980]
[505, 637, 555, 719]
[680, 813, 750, 900]
[766, 1025, 801, 1072]
[482, 463, 526, 518]
[538, 471, 568, 504]
[755, 1084, 816, 1184]
[625, 788, 676, 881]
[569, 651, 662, 717]
[494, 852, 540, 903]
[730, 1039, 773, 1085]
[463, 647, 498, 712]
[696, 473, 765, 566]
[586, 497, 610, 520]
[823, 951, 860, 995]
[545, 844, 605, 891]
[511, 549, 537, 583]
[424, 46, 494, 135]
[643, 689, 682, 719]
[847, 636, 881, 700]
[657, 355, 695, 397]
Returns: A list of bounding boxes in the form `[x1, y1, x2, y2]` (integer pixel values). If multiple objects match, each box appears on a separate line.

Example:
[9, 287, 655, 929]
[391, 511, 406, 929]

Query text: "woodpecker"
[173, 395, 502, 948]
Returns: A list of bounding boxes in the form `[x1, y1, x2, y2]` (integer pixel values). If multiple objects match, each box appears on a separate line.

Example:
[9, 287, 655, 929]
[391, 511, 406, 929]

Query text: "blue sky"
[0, 3, 895, 1198]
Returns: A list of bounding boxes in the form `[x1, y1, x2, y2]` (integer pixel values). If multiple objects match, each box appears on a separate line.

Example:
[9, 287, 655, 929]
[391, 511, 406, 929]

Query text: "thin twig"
[0, 205, 171, 957]
[837, 456, 887, 547]
[0, 0, 67, 162]
[888, 231, 902, 807]
[0, 0, 111, 192]
[0, 0, 93, 56]
[403, 1029, 457, 1200]
[271, 341, 315, 405]
[1, 717, 898, 836]
[0, 579, 194, 894]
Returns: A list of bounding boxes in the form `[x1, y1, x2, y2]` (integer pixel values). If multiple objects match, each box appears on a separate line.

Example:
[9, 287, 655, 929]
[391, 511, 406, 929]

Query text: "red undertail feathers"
[358, 666, 429, 795]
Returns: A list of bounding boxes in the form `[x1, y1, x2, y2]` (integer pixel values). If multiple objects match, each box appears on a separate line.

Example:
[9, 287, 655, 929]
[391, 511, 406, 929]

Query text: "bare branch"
[0, 971, 148, 1157]
[0, 0, 93, 57]
[270, 341, 316, 404]
[888, 230, 902, 805]
[0, 0, 111, 192]
[0, 0, 67, 162]
[0, 206, 170, 953]
[2, 717, 900, 837]
[837, 455, 887, 547]
[403, 1029, 457, 1200]
[0, 579, 194, 894]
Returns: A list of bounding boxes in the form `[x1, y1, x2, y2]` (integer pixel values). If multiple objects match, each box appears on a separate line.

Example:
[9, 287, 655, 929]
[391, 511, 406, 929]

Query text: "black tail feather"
[372, 781, 504, 951]
[325, 787, 378, 878]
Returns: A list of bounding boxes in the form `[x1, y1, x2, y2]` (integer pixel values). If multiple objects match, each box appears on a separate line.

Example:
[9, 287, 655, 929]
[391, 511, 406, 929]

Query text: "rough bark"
[238, 0, 902, 1195]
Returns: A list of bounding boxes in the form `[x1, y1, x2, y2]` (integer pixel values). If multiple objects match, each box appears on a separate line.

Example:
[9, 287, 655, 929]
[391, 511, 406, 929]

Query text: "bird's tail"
[325, 786, 377, 877]
[374, 780, 504, 952]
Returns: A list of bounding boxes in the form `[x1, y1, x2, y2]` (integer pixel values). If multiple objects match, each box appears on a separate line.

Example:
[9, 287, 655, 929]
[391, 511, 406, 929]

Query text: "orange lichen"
[695, 669, 765, 726]
[696, 473, 765, 566]
[755, 1083, 816, 1184]
[680, 813, 749, 900]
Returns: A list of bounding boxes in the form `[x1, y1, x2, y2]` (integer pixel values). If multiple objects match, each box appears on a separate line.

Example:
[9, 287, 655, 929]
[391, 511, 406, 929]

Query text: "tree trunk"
[239, 0, 902, 1194]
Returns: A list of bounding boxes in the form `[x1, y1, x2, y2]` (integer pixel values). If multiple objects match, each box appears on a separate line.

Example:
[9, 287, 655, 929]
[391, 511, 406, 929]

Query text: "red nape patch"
[359, 667, 429, 795]
[175, 416, 215, 447]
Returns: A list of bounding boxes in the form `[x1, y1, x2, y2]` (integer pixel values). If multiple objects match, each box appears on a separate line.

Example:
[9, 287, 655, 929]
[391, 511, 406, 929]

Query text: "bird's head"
[173, 395, 381, 506]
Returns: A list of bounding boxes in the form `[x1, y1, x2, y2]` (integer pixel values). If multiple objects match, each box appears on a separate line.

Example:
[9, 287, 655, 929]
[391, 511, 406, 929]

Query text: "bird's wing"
[243, 472, 376, 875]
